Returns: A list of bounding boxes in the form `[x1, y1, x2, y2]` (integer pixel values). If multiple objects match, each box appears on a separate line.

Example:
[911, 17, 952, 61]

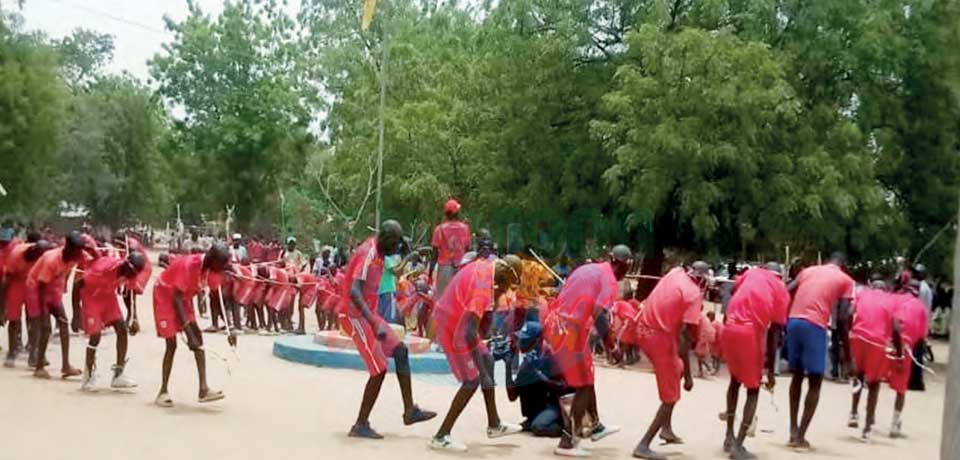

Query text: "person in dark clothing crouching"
[503, 321, 570, 437]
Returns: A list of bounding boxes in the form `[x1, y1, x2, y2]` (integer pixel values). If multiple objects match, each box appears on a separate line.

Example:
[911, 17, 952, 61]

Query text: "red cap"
[444, 199, 461, 215]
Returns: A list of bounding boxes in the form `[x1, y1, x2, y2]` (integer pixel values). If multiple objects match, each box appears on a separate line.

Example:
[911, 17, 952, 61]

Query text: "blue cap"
[0, 228, 13, 242]
[514, 321, 542, 350]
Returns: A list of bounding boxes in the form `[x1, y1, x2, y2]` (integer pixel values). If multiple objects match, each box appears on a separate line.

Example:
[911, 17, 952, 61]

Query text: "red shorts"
[437, 322, 488, 383]
[887, 340, 913, 394]
[638, 329, 682, 404]
[81, 290, 123, 336]
[4, 277, 27, 321]
[850, 336, 889, 384]
[299, 289, 318, 309]
[721, 323, 763, 389]
[26, 285, 63, 319]
[153, 283, 196, 339]
[339, 314, 402, 376]
[544, 315, 594, 388]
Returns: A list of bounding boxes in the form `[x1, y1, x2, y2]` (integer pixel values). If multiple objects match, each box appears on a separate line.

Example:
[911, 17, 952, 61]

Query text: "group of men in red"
[0, 204, 932, 460]
[0, 229, 150, 390]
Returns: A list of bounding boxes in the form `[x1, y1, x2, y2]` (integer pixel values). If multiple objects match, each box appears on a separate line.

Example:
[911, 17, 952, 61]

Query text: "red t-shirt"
[27, 248, 79, 291]
[893, 293, 929, 346]
[725, 267, 790, 330]
[157, 253, 205, 298]
[337, 237, 384, 318]
[788, 264, 855, 329]
[636, 267, 703, 335]
[432, 220, 471, 266]
[4, 242, 35, 278]
[0, 238, 21, 279]
[435, 259, 495, 334]
[850, 288, 897, 344]
[81, 256, 126, 297]
[553, 262, 618, 329]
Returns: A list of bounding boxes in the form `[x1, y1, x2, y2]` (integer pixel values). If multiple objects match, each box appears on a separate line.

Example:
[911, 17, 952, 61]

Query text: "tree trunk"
[942, 194, 960, 460]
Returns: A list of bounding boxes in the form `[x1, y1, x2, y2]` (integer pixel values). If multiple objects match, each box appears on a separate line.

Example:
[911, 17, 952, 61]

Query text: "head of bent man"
[202, 243, 231, 273]
[687, 260, 711, 289]
[26, 240, 57, 262]
[119, 251, 147, 279]
[377, 220, 404, 256]
[63, 231, 87, 261]
[608, 244, 633, 281]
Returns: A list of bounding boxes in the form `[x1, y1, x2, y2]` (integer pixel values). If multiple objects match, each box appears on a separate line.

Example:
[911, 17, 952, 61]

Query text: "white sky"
[18, 0, 300, 83]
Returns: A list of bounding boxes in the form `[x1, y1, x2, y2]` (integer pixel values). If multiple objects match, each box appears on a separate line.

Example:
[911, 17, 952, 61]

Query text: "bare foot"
[787, 438, 811, 450]
[729, 444, 757, 460]
[659, 431, 684, 445]
[632, 445, 667, 460]
[723, 435, 735, 453]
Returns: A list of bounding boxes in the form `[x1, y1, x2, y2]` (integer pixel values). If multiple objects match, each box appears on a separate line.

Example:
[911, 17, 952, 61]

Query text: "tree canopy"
[1, 0, 958, 275]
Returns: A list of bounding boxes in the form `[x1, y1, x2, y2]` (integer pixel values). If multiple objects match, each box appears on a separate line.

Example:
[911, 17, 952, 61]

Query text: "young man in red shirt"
[429, 255, 524, 452]
[545, 245, 632, 457]
[431, 199, 471, 299]
[719, 263, 790, 459]
[340, 220, 435, 439]
[785, 253, 855, 449]
[632, 261, 709, 460]
[2, 238, 55, 368]
[846, 278, 901, 442]
[76, 252, 147, 391]
[26, 232, 92, 379]
[153, 244, 233, 407]
[887, 278, 929, 439]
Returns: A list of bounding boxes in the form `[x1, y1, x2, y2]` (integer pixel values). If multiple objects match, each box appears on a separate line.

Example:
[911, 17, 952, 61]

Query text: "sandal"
[198, 389, 225, 403]
[155, 392, 174, 408]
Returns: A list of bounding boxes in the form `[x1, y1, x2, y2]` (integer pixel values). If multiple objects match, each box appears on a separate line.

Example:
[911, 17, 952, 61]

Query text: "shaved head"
[764, 262, 782, 275]
[611, 244, 633, 261]
[377, 219, 404, 256]
[203, 243, 231, 272]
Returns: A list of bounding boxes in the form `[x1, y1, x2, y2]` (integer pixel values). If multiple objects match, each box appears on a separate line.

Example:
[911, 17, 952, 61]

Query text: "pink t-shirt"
[788, 264, 855, 329]
[432, 220, 471, 266]
[158, 253, 205, 298]
[636, 267, 703, 335]
[337, 237, 384, 318]
[435, 259, 494, 333]
[893, 293, 929, 346]
[726, 268, 790, 330]
[850, 288, 896, 344]
[554, 262, 618, 329]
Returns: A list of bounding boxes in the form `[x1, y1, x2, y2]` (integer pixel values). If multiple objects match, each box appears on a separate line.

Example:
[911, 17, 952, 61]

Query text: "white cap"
[232, 233, 242, 240]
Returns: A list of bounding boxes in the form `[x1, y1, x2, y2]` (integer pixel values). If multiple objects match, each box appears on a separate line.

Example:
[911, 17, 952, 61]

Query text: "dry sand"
[0, 263, 947, 460]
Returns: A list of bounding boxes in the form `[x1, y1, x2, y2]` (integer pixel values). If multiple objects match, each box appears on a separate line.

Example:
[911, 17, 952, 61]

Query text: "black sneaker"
[348, 423, 384, 439]
[403, 406, 437, 426]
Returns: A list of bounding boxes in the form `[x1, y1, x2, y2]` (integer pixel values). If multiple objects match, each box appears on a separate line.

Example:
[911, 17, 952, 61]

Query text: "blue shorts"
[786, 318, 827, 376]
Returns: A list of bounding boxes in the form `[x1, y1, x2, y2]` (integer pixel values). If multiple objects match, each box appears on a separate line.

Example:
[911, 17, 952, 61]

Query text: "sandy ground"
[0, 262, 947, 460]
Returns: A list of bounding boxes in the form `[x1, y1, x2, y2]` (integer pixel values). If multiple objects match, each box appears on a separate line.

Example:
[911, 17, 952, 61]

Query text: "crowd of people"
[0, 198, 940, 460]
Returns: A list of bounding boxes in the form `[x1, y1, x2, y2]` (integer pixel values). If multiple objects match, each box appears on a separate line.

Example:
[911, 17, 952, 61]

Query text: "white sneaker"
[429, 435, 467, 452]
[848, 412, 860, 428]
[487, 423, 523, 439]
[111, 371, 138, 389]
[155, 392, 174, 408]
[890, 420, 903, 438]
[554, 445, 591, 457]
[80, 371, 98, 392]
[860, 429, 873, 443]
[590, 424, 620, 442]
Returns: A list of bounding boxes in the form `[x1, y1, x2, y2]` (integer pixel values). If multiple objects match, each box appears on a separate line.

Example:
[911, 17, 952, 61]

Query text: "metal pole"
[374, 3, 390, 232]
[941, 194, 960, 460]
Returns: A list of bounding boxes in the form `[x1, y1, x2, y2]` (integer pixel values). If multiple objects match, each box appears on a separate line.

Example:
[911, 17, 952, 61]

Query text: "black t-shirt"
[510, 349, 563, 419]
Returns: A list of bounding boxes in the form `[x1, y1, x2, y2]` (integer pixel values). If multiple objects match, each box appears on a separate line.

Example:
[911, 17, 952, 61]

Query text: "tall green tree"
[150, 0, 312, 228]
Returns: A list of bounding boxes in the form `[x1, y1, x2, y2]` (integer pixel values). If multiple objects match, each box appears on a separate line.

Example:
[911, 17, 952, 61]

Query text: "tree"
[150, 0, 312, 228]
[0, 14, 68, 220]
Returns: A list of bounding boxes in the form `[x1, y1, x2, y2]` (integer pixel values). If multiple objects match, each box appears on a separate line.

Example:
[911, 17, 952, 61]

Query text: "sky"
[18, 0, 300, 82]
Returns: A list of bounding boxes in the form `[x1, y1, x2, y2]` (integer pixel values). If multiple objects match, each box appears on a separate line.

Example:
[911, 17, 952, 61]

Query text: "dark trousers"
[909, 341, 926, 391]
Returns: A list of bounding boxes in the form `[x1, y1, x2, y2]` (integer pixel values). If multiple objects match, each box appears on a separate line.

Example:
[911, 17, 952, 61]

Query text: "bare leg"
[724, 379, 741, 452]
[159, 338, 176, 394]
[633, 403, 672, 460]
[730, 389, 760, 459]
[355, 372, 386, 425]
[797, 375, 822, 444]
[558, 387, 591, 449]
[55, 307, 79, 375]
[435, 380, 478, 438]
[788, 372, 804, 445]
[864, 382, 880, 434]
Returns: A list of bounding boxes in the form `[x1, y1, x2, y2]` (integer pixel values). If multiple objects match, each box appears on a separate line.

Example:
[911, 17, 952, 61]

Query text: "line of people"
[0, 216, 932, 460]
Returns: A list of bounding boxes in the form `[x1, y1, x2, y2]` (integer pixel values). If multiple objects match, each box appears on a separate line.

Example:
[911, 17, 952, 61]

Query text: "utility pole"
[373, 2, 390, 232]
[941, 195, 960, 460]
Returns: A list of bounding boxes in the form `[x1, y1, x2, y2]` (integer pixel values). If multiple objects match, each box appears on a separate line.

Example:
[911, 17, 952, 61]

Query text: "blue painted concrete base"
[273, 336, 453, 374]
